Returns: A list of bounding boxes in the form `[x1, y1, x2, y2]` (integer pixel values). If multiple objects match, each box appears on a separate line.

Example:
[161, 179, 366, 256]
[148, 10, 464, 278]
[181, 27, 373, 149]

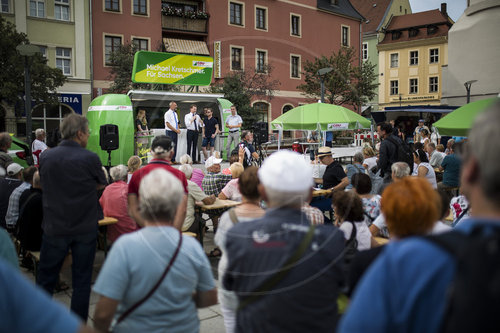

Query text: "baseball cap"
[419, 119, 425, 123]
[7, 163, 23, 176]
[205, 156, 223, 169]
[258, 150, 313, 192]
[151, 135, 173, 154]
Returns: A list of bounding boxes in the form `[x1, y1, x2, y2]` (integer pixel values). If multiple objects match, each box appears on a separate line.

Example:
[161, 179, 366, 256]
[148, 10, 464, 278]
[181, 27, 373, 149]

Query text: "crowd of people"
[0, 99, 499, 332]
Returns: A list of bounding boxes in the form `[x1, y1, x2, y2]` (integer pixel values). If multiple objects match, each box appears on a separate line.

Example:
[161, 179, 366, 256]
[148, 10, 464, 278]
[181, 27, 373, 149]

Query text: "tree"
[107, 43, 179, 93]
[0, 16, 66, 115]
[297, 47, 377, 110]
[209, 65, 280, 128]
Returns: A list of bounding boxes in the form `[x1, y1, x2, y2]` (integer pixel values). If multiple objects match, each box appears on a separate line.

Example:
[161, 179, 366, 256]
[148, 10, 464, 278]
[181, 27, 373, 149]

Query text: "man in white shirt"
[184, 104, 203, 163]
[32, 128, 48, 166]
[164, 101, 181, 163]
[427, 142, 445, 168]
[225, 105, 243, 160]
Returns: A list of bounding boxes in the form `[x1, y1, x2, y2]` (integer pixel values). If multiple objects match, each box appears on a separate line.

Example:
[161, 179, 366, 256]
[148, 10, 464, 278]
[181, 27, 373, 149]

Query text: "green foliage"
[297, 47, 378, 110]
[107, 43, 179, 93]
[0, 16, 66, 114]
[209, 65, 280, 128]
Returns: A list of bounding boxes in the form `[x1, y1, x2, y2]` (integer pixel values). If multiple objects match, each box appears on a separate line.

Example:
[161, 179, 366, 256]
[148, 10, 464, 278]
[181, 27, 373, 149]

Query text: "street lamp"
[16, 44, 40, 153]
[464, 80, 478, 104]
[316, 67, 333, 103]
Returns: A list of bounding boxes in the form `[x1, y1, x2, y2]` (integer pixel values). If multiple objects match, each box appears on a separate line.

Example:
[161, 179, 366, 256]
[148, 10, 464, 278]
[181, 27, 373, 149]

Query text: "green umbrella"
[433, 98, 499, 136]
[270, 103, 371, 131]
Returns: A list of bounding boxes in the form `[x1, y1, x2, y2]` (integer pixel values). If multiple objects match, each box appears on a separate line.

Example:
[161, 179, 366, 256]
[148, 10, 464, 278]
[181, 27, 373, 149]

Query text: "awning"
[163, 38, 210, 56]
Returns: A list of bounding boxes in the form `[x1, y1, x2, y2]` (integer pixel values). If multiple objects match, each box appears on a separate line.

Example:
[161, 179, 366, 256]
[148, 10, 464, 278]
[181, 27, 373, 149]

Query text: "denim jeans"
[166, 130, 178, 162]
[37, 231, 97, 321]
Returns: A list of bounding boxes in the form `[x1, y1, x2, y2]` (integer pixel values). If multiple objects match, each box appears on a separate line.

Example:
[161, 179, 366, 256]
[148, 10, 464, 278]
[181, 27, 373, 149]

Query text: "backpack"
[386, 136, 414, 174]
[426, 226, 500, 333]
[231, 142, 252, 168]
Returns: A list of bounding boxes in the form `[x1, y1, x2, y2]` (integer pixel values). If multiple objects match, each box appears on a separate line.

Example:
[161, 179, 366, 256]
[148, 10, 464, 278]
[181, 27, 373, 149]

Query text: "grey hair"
[353, 152, 364, 164]
[35, 128, 45, 138]
[60, 113, 87, 140]
[109, 165, 128, 182]
[0, 132, 12, 149]
[139, 168, 184, 223]
[263, 186, 309, 209]
[179, 154, 192, 165]
[467, 101, 500, 204]
[179, 164, 193, 179]
[391, 162, 410, 179]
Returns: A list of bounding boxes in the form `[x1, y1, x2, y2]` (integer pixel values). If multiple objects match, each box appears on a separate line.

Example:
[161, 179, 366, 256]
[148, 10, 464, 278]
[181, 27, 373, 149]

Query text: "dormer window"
[409, 28, 419, 37]
[330, 0, 339, 5]
[391, 31, 401, 40]
[427, 25, 438, 35]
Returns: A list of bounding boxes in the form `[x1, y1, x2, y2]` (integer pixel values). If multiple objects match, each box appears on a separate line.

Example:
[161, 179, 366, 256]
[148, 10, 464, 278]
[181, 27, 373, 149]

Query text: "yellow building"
[378, 6, 453, 109]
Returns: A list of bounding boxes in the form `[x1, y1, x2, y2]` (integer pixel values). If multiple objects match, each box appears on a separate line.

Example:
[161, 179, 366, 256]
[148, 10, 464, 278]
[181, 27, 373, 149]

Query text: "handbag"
[112, 230, 183, 329]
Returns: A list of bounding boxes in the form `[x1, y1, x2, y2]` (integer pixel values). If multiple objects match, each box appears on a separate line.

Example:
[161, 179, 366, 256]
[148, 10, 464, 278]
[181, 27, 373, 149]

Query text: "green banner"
[132, 51, 213, 86]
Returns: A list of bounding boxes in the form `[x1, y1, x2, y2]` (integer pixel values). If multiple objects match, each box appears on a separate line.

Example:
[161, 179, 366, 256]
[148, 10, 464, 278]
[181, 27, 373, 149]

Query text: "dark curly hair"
[332, 191, 365, 222]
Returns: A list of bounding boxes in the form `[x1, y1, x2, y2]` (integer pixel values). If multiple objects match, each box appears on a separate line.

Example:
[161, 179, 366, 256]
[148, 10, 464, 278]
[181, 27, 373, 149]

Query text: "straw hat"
[316, 147, 332, 158]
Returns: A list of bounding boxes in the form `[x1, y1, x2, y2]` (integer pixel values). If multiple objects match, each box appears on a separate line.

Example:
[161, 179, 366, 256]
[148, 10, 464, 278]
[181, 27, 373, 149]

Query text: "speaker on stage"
[99, 124, 119, 151]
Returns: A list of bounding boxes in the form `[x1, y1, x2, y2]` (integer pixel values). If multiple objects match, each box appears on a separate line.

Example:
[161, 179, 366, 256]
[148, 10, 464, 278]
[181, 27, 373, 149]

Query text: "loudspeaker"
[99, 124, 119, 151]
[253, 122, 268, 145]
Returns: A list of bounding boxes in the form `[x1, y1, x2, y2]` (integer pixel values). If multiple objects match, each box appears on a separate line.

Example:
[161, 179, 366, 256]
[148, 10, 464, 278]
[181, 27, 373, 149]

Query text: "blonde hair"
[230, 162, 244, 179]
[363, 146, 376, 158]
[127, 155, 142, 173]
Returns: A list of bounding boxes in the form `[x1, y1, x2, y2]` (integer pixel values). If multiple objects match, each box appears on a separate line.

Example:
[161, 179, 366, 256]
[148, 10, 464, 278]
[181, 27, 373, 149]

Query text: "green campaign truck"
[86, 91, 234, 167]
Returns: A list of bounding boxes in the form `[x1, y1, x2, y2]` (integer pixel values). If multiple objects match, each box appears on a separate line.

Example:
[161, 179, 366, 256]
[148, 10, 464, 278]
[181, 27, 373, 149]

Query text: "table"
[299, 142, 320, 157]
[98, 217, 118, 256]
[195, 199, 241, 245]
[312, 188, 332, 197]
[374, 236, 390, 246]
[331, 147, 363, 164]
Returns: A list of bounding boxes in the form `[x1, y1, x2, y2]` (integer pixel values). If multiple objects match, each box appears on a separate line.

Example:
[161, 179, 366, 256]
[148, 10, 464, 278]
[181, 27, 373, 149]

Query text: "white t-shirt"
[221, 178, 242, 202]
[415, 162, 437, 189]
[32, 139, 48, 165]
[339, 221, 372, 251]
[225, 114, 243, 132]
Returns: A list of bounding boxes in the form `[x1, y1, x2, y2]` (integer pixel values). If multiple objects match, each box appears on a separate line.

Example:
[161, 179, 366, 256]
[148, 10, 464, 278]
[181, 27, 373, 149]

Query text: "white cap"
[258, 150, 313, 192]
[7, 163, 23, 176]
[205, 156, 223, 169]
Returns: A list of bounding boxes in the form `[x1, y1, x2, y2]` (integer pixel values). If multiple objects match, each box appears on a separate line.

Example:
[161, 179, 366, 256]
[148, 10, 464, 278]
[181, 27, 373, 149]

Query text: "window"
[430, 48, 439, 63]
[163, 2, 196, 12]
[231, 47, 242, 70]
[105, 0, 119, 11]
[362, 42, 368, 61]
[390, 80, 399, 95]
[291, 55, 300, 78]
[342, 26, 349, 47]
[391, 31, 401, 40]
[37, 45, 47, 58]
[409, 78, 418, 94]
[55, 0, 70, 21]
[132, 38, 148, 51]
[105, 36, 122, 66]
[390, 53, 398, 68]
[291, 15, 300, 36]
[30, 0, 45, 17]
[56, 48, 71, 75]
[427, 25, 438, 35]
[134, 0, 147, 15]
[253, 102, 269, 123]
[429, 77, 438, 93]
[32, 104, 73, 136]
[282, 104, 293, 113]
[410, 51, 418, 65]
[1, 0, 9, 13]
[230, 2, 243, 26]
[409, 28, 419, 37]
[256, 50, 267, 73]
[255, 7, 266, 30]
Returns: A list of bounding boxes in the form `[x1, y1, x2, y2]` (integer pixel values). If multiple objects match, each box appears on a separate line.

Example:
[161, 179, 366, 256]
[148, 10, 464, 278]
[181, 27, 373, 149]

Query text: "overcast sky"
[409, 0, 467, 21]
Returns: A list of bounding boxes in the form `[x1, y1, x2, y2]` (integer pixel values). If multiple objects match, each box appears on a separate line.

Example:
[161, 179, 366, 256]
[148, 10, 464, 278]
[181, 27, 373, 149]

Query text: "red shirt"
[128, 159, 188, 196]
[99, 181, 139, 243]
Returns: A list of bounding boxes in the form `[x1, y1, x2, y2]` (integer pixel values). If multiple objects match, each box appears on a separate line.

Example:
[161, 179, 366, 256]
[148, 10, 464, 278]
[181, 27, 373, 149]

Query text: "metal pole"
[466, 85, 471, 104]
[24, 56, 32, 153]
[320, 77, 325, 103]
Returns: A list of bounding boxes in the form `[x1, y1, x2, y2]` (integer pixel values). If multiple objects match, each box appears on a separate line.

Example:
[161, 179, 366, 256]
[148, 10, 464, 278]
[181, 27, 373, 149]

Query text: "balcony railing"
[162, 15, 207, 33]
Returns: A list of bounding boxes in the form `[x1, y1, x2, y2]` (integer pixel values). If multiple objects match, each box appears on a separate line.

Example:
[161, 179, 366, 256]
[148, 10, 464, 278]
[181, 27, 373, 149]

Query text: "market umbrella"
[270, 103, 371, 131]
[433, 97, 499, 136]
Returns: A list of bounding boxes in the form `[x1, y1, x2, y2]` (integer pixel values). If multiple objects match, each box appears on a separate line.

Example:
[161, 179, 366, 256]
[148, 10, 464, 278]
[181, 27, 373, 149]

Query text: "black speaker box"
[99, 124, 119, 151]
[253, 122, 268, 145]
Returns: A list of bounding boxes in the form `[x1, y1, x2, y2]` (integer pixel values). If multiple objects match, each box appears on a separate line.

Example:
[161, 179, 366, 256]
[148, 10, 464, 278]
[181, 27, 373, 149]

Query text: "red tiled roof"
[380, 9, 451, 45]
[349, 0, 392, 34]
[386, 9, 449, 30]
